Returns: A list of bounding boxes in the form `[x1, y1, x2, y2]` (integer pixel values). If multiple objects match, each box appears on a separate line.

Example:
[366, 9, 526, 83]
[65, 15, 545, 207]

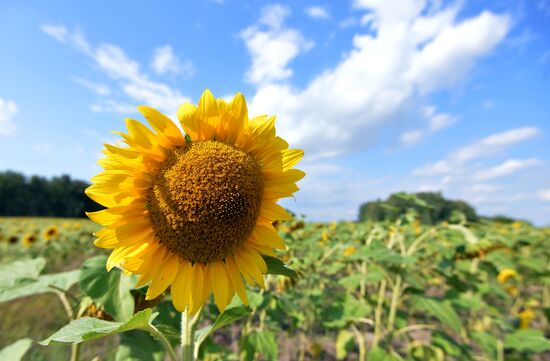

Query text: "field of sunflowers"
[1, 214, 549, 361]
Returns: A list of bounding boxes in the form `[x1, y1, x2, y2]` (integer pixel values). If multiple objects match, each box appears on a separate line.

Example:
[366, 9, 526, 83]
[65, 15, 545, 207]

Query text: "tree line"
[0, 171, 102, 217]
[358, 191, 478, 224]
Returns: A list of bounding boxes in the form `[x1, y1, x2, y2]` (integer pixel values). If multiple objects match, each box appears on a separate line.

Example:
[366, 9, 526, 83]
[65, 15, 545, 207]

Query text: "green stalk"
[387, 274, 402, 334]
[181, 310, 194, 361]
[350, 324, 366, 361]
[70, 344, 80, 361]
[145, 324, 177, 361]
[372, 279, 387, 348]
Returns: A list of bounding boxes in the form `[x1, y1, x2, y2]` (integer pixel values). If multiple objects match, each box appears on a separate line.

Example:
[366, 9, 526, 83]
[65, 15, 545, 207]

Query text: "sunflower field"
[1, 213, 549, 361]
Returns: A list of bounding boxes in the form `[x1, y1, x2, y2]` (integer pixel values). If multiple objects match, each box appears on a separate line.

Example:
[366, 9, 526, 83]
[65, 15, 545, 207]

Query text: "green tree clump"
[0, 171, 101, 217]
[358, 191, 478, 224]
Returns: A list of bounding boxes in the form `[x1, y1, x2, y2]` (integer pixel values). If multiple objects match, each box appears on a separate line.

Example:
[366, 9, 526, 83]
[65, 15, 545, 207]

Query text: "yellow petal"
[145, 253, 180, 300]
[198, 89, 219, 118]
[226, 257, 248, 305]
[137, 106, 184, 146]
[171, 260, 192, 312]
[252, 223, 286, 250]
[211, 262, 230, 313]
[259, 202, 292, 221]
[188, 264, 205, 315]
[177, 102, 200, 140]
[235, 248, 266, 288]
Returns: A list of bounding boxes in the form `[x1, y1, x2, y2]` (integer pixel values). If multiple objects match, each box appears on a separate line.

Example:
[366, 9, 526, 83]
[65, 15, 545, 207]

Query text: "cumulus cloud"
[538, 189, 550, 202]
[305, 6, 330, 20]
[475, 158, 541, 180]
[241, 4, 314, 86]
[41, 25, 189, 114]
[73, 78, 111, 96]
[413, 127, 540, 176]
[0, 98, 18, 137]
[150, 45, 195, 77]
[245, 1, 510, 158]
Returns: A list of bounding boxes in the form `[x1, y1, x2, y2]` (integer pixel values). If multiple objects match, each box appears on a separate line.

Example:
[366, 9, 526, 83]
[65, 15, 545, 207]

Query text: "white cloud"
[73, 77, 111, 96]
[399, 105, 455, 146]
[407, 11, 510, 93]
[475, 158, 541, 180]
[41, 25, 189, 114]
[0, 98, 18, 137]
[400, 130, 424, 146]
[538, 189, 550, 202]
[241, 5, 314, 85]
[245, 1, 510, 158]
[90, 100, 137, 114]
[150, 45, 195, 77]
[305, 6, 330, 20]
[413, 127, 540, 176]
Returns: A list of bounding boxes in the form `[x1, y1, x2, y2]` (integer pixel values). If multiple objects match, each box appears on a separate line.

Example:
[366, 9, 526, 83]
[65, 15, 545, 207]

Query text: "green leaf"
[262, 256, 298, 279]
[505, 330, 550, 353]
[431, 331, 471, 359]
[244, 330, 278, 360]
[195, 305, 252, 349]
[472, 331, 497, 359]
[39, 308, 157, 345]
[0, 258, 45, 288]
[0, 270, 79, 303]
[0, 338, 33, 361]
[115, 330, 165, 361]
[367, 347, 400, 361]
[79, 256, 135, 321]
[335, 329, 354, 360]
[411, 296, 462, 332]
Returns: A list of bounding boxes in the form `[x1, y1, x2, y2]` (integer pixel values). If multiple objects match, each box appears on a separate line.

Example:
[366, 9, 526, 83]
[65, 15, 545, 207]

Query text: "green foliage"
[0, 171, 101, 217]
[358, 191, 478, 223]
[1, 217, 549, 360]
[40, 309, 157, 345]
[0, 257, 79, 303]
[195, 305, 252, 349]
[263, 255, 298, 279]
[0, 339, 33, 361]
[79, 256, 135, 321]
[505, 330, 550, 353]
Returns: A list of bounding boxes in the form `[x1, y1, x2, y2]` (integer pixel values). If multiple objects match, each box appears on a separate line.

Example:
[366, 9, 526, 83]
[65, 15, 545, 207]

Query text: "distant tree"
[358, 191, 478, 224]
[0, 171, 102, 217]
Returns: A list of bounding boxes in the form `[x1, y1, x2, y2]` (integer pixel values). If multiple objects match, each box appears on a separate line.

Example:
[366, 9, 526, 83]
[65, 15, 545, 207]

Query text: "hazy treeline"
[0, 171, 101, 217]
[359, 191, 478, 224]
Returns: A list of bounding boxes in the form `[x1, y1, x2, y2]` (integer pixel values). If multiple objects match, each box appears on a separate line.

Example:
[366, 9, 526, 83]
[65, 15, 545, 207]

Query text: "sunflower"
[43, 225, 60, 241]
[22, 233, 38, 248]
[497, 268, 517, 284]
[86, 89, 304, 315]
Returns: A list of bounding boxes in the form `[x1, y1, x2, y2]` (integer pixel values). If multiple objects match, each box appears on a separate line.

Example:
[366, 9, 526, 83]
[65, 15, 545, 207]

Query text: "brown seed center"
[148, 141, 263, 263]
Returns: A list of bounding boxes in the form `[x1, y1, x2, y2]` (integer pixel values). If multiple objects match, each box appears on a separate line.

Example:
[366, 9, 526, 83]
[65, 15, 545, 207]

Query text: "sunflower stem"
[181, 309, 194, 361]
[181, 308, 202, 361]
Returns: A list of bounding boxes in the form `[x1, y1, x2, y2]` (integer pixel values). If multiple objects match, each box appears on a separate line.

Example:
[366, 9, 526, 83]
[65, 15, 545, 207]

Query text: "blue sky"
[0, 0, 549, 224]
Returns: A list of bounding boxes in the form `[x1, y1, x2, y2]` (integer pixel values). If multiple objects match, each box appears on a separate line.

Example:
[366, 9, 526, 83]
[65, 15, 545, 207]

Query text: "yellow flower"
[8, 235, 18, 245]
[518, 309, 534, 329]
[506, 285, 519, 297]
[512, 221, 522, 230]
[343, 246, 356, 257]
[330, 221, 337, 231]
[86, 89, 304, 315]
[497, 268, 517, 284]
[22, 234, 38, 248]
[321, 230, 329, 241]
[43, 225, 60, 241]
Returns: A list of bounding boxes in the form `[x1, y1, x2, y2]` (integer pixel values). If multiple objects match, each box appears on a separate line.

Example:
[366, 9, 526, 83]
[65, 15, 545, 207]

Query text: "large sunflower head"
[86, 89, 304, 314]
